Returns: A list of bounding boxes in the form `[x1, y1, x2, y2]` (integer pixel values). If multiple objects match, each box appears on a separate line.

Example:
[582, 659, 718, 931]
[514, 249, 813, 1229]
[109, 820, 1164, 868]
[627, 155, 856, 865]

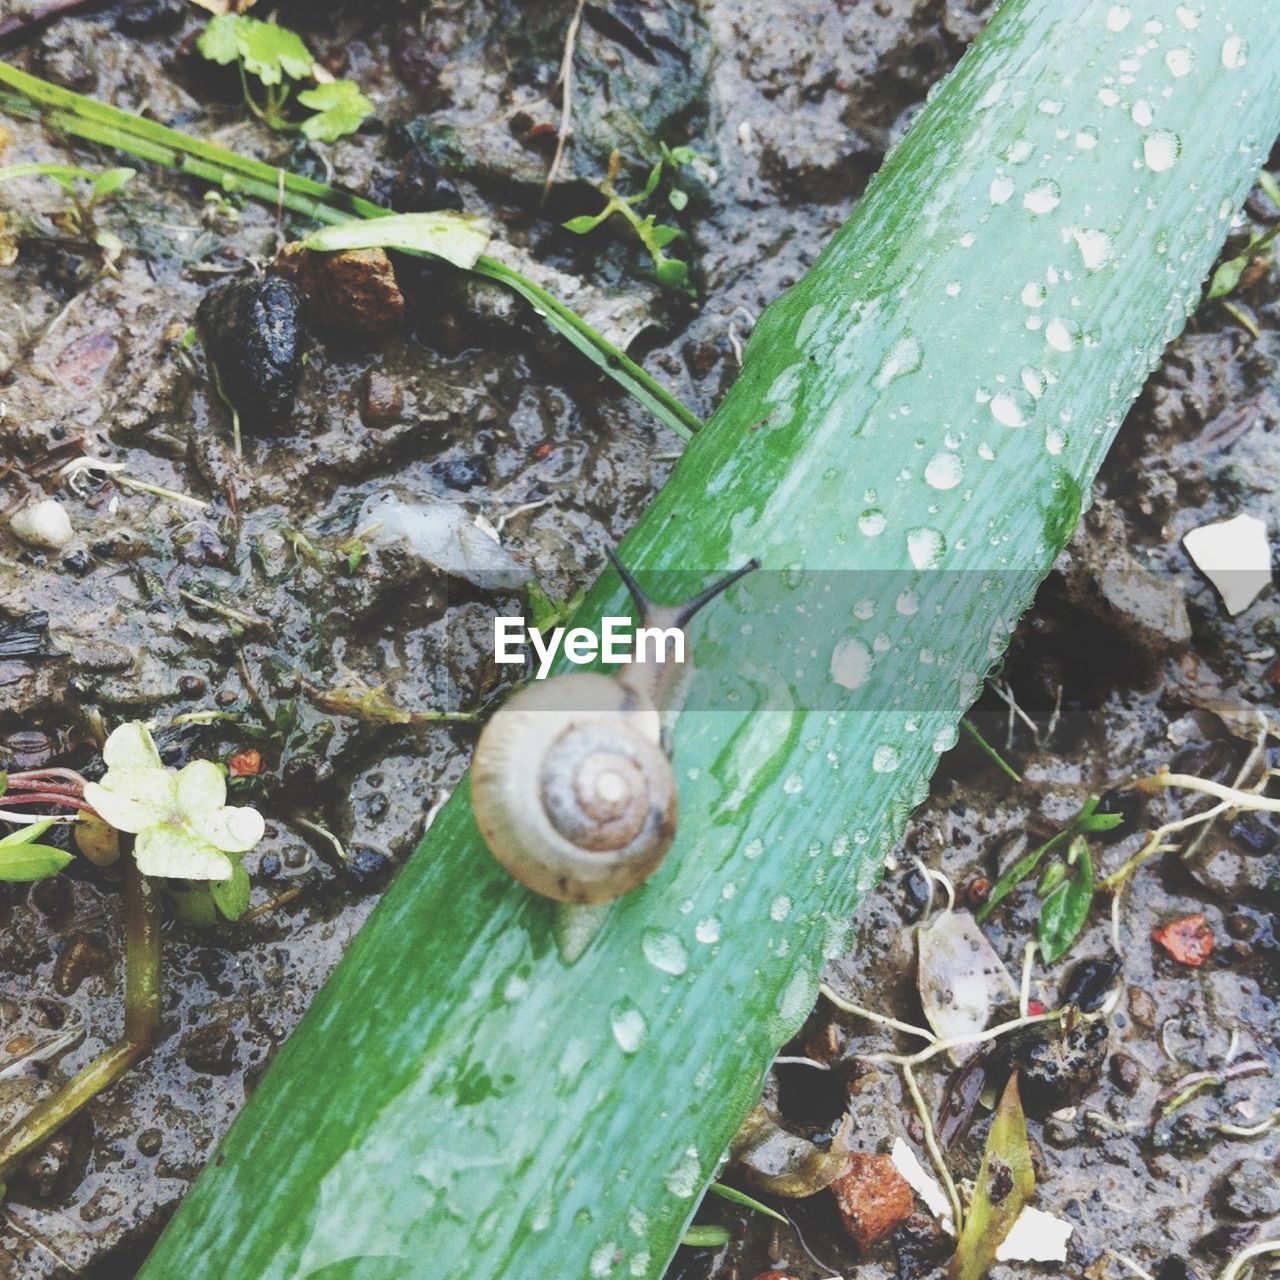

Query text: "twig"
[542, 0, 586, 202]
[178, 588, 273, 636]
[1107, 1248, 1157, 1280]
[903, 1062, 964, 1232]
[960, 717, 1022, 782]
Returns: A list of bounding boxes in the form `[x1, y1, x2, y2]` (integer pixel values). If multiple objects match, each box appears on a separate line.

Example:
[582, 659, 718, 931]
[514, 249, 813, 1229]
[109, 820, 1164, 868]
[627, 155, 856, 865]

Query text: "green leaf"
[1208, 254, 1248, 300]
[0, 843, 72, 882]
[91, 166, 136, 202]
[948, 1074, 1035, 1280]
[662, 144, 698, 167]
[654, 255, 689, 286]
[647, 223, 683, 249]
[563, 211, 610, 235]
[1038, 836, 1093, 965]
[0, 817, 57, 847]
[198, 16, 313, 87]
[196, 14, 243, 67]
[211, 862, 251, 921]
[667, 187, 688, 212]
[297, 81, 375, 143]
[681, 1226, 729, 1248]
[302, 211, 493, 271]
[639, 159, 664, 201]
[705, 1182, 788, 1225]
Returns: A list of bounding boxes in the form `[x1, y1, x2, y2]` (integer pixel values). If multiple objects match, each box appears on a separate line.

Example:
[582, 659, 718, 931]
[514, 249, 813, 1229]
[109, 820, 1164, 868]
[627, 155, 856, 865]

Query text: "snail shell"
[471, 672, 678, 904]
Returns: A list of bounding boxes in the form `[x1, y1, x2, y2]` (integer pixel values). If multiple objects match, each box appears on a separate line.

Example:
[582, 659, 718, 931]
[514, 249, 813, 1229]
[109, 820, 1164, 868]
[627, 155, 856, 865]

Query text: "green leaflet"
[948, 1074, 1035, 1280]
[1037, 835, 1094, 964]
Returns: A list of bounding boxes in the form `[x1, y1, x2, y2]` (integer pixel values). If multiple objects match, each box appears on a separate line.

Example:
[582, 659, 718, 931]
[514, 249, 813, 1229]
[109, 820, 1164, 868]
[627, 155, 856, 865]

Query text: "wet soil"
[0, 2, 1276, 1278]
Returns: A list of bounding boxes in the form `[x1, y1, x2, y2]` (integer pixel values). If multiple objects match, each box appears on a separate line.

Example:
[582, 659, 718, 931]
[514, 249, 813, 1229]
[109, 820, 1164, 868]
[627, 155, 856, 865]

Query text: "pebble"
[1214, 1159, 1280, 1221]
[10, 499, 73, 551]
[361, 370, 404, 427]
[1108, 1051, 1142, 1095]
[52, 932, 113, 997]
[1009, 1019, 1109, 1114]
[830, 1153, 914, 1252]
[196, 276, 303, 428]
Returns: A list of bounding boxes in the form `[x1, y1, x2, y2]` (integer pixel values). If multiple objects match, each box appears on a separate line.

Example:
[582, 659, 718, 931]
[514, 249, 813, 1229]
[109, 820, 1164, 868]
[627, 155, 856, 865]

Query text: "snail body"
[471, 552, 758, 903]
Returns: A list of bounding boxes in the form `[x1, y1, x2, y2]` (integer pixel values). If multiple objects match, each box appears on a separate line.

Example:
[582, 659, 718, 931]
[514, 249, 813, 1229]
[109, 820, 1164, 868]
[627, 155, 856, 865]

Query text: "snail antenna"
[671, 558, 760, 627]
[604, 545, 654, 618]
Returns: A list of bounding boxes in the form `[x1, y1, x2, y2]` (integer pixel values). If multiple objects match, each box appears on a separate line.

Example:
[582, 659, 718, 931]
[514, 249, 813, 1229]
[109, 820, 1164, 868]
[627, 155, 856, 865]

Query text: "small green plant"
[0, 162, 136, 266]
[976, 795, 1121, 963]
[197, 15, 373, 142]
[0, 721, 267, 1192]
[564, 144, 702, 288]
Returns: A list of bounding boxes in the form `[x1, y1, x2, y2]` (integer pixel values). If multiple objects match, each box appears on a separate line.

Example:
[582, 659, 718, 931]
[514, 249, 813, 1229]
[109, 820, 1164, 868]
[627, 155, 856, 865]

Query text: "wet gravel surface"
[0, 1, 1276, 1276]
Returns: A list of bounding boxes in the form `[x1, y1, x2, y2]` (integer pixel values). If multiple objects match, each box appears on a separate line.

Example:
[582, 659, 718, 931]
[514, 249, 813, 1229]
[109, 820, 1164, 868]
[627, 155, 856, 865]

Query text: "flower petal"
[84, 769, 176, 834]
[189, 803, 265, 854]
[102, 722, 163, 771]
[134, 824, 233, 881]
[176, 759, 227, 817]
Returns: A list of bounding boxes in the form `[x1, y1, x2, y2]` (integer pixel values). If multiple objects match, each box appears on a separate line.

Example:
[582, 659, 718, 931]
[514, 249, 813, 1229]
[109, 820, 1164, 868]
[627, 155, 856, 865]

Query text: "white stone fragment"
[1183, 513, 1272, 615]
[890, 1138, 954, 1233]
[9, 499, 73, 550]
[995, 1206, 1074, 1262]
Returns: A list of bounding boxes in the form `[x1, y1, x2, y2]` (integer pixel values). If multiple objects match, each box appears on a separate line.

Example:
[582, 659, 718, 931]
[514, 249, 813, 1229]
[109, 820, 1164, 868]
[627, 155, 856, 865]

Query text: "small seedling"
[0, 162, 136, 268]
[197, 15, 373, 141]
[564, 145, 703, 288]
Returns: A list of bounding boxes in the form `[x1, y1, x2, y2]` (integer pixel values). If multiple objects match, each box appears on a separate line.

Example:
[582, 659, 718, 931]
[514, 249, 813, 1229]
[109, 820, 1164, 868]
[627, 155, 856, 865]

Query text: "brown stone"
[830, 1153, 914, 1252]
[274, 243, 405, 337]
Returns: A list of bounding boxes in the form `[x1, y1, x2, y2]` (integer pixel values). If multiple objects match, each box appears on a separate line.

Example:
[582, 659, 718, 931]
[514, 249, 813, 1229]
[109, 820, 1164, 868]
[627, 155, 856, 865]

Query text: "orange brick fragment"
[830, 1153, 914, 1252]
[1152, 913, 1214, 967]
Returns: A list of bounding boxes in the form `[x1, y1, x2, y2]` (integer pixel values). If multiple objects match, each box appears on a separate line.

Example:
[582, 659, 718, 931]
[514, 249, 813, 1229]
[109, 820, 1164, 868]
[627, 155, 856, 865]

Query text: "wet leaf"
[1037, 835, 1093, 965]
[303, 212, 492, 271]
[706, 1181, 788, 1225]
[917, 909, 1017, 1062]
[0, 843, 72, 882]
[948, 1074, 1034, 1280]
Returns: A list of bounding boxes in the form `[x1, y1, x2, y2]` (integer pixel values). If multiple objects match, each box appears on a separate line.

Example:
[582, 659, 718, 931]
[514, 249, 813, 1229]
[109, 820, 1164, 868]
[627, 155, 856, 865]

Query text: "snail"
[471, 550, 758, 904]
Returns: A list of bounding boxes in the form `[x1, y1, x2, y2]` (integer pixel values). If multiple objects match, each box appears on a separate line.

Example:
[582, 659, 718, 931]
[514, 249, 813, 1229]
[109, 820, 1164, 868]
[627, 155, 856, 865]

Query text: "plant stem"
[0, 861, 161, 1183]
[959, 717, 1022, 783]
[0, 62, 702, 441]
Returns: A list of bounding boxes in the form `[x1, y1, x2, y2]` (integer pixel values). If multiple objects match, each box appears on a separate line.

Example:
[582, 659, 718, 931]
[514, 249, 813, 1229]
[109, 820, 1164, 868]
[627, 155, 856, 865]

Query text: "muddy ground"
[0, 1, 1276, 1277]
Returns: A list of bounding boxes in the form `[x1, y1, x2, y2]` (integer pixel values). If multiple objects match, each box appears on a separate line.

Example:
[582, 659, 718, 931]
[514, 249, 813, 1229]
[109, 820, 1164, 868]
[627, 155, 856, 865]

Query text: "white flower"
[83, 723, 264, 881]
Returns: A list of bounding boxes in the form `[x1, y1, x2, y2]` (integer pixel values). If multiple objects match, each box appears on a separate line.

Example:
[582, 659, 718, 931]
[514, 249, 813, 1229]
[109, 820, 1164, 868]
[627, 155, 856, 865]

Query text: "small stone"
[275, 243, 404, 337]
[1183, 513, 1272, 616]
[1062, 954, 1122, 1012]
[1009, 1019, 1109, 1114]
[182, 1020, 238, 1076]
[1128, 985, 1157, 1029]
[1108, 1052, 1142, 1095]
[1214, 1159, 1280, 1221]
[892, 1213, 950, 1280]
[830, 1153, 915, 1252]
[137, 1128, 163, 1157]
[179, 675, 206, 699]
[196, 276, 303, 428]
[1152, 914, 1215, 967]
[361, 370, 404, 427]
[10, 499, 73, 551]
[52, 932, 113, 997]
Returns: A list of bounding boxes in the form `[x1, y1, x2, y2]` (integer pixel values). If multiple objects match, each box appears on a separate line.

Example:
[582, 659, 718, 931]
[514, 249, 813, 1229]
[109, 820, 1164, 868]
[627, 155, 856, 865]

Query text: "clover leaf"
[297, 81, 375, 143]
[83, 723, 264, 882]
